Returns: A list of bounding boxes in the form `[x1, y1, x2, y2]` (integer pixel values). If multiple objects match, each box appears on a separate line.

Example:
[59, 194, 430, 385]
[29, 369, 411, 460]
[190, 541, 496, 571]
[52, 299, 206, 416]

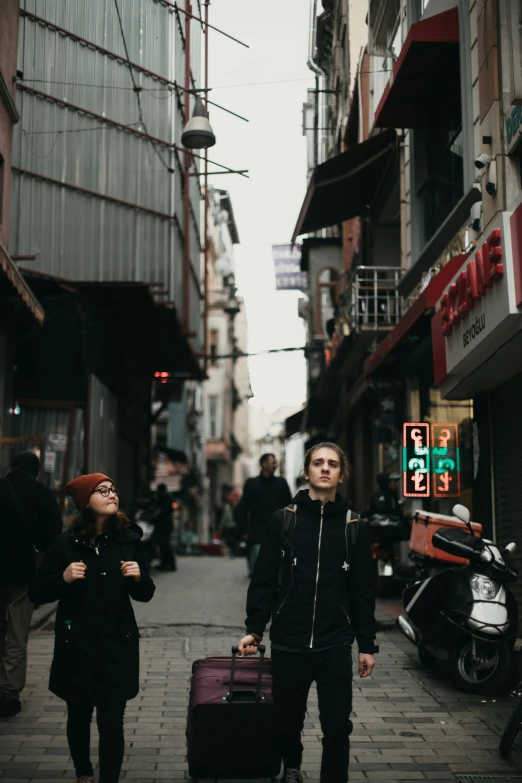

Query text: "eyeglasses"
[92, 486, 119, 498]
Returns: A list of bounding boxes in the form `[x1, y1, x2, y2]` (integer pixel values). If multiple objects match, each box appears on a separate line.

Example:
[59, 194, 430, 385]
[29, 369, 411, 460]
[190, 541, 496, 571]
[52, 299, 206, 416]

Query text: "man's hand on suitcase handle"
[238, 634, 260, 656]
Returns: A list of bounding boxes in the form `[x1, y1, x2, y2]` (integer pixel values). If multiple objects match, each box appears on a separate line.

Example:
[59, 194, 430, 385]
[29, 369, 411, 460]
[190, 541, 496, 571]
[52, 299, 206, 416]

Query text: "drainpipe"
[183, 0, 192, 333]
[399, 136, 408, 271]
[203, 0, 210, 375]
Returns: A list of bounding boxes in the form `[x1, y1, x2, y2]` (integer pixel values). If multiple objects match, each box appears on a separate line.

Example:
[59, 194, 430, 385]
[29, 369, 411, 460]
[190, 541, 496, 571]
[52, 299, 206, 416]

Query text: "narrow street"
[1, 556, 522, 783]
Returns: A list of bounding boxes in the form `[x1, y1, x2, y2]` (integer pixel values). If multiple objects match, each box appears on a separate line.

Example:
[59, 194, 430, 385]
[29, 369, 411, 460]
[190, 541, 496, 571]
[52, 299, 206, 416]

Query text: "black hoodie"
[246, 490, 377, 654]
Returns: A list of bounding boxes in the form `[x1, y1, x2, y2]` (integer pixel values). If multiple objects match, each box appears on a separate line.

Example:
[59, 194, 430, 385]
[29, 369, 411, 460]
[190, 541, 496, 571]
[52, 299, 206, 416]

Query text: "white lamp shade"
[182, 95, 216, 149]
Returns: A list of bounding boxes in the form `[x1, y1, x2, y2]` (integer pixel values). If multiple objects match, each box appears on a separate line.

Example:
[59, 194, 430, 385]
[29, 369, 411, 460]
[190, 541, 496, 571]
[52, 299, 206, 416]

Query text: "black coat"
[0, 469, 63, 587]
[246, 490, 377, 654]
[29, 524, 155, 705]
[235, 474, 292, 545]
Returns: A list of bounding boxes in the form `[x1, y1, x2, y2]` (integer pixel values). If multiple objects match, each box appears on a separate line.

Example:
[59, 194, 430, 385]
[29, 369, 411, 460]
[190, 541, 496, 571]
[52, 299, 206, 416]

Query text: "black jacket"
[235, 474, 292, 545]
[29, 524, 155, 704]
[246, 491, 377, 654]
[0, 470, 63, 587]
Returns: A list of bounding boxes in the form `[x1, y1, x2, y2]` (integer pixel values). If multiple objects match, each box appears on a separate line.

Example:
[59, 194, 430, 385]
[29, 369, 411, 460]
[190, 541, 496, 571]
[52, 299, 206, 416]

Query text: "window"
[209, 395, 218, 439]
[316, 267, 340, 336]
[0, 155, 4, 225]
[210, 329, 219, 366]
[416, 123, 464, 246]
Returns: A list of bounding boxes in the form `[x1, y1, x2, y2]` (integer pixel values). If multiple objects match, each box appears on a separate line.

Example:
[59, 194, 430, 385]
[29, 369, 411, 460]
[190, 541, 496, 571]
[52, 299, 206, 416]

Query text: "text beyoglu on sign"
[439, 228, 504, 337]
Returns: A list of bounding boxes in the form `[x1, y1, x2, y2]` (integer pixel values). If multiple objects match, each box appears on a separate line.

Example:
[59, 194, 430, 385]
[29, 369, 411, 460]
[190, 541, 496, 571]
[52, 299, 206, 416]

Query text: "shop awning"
[363, 252, 468, 376]
[291, 129, 397, 242]
[374, 8, 460, 129]
[0, 241, 44, 325]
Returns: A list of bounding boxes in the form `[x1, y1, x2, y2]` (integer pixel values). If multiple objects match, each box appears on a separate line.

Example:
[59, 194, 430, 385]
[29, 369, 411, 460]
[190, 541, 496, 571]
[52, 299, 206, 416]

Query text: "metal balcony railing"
[338, 266, 404, 333]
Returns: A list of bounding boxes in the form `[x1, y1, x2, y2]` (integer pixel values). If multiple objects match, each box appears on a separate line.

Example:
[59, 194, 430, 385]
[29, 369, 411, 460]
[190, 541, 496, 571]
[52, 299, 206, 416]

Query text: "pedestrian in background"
[238, 443, 377, 783]
[29, 473, 155, 783]
[151, 483, 176, 571]
[0, 450, 62, 718]
[219, 488, 239, 557]
[235, 454, 291, 577]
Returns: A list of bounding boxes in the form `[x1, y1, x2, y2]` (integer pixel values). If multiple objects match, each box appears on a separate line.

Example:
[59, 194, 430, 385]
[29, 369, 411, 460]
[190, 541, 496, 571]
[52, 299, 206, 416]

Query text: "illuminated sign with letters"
[403, 423, 430, 498]
[431, 423, 460, 498]
[403, 423, 461, 498]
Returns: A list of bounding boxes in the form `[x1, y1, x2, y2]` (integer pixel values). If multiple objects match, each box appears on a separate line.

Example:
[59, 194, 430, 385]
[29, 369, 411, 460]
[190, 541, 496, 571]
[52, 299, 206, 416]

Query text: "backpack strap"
[278, 505, 297, 589]
[343, 508, 360, 573]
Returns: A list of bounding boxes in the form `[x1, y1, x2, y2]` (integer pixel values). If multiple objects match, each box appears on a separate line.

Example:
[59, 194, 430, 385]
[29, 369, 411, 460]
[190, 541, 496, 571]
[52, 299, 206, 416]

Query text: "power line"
[113, 0, 174, 173]
[211, 346, 306, 360]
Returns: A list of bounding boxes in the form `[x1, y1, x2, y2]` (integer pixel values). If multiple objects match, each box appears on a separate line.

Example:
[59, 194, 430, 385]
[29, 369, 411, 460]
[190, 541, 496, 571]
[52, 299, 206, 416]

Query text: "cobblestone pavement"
[1, 556, 522, 782]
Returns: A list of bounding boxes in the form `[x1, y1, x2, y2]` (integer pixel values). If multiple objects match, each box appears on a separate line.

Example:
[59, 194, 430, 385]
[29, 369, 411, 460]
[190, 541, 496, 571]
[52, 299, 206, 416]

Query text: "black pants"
[271, 646, 353, 783]
[66, 701, 126, 783]
[153, 528, 175, 569]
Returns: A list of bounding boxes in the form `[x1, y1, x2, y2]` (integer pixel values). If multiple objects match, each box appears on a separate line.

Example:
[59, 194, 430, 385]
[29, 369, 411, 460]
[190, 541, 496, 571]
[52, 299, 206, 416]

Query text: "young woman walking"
[30, 473, 155, 783]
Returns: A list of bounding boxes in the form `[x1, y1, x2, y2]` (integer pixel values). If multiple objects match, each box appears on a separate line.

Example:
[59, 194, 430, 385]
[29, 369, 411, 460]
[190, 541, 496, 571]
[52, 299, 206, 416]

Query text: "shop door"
[491, 372, 522, 629]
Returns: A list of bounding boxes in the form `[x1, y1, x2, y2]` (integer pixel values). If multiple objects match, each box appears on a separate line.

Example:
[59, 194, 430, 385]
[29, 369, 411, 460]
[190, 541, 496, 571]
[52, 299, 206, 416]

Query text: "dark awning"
[292, 129, 397, 242]
[364, 252, 469, 376]
[375, 8, 460, 129]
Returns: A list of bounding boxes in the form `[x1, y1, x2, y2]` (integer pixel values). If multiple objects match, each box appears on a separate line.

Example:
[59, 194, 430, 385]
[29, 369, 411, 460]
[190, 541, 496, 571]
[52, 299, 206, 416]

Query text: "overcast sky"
[208, 0, 313, 413]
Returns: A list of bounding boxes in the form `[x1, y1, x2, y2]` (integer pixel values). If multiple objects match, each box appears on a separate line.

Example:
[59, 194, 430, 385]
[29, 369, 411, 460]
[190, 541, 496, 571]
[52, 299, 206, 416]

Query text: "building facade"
[6, 1, 208, 513]
[0, 0, 44, 465]
[204, 187, 251, 529]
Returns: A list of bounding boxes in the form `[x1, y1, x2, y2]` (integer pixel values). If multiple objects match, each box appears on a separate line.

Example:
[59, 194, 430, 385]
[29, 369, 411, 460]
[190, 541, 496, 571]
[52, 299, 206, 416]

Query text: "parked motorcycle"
[397, 504, 518, 695]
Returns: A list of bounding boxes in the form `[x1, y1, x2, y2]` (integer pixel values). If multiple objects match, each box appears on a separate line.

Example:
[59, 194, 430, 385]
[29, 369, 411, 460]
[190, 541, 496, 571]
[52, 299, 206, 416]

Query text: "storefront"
[432, 204, 522, 620]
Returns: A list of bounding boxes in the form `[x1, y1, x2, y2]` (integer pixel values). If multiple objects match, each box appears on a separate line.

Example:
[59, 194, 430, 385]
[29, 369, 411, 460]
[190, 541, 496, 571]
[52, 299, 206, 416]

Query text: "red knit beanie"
[66, 473, 114, 511]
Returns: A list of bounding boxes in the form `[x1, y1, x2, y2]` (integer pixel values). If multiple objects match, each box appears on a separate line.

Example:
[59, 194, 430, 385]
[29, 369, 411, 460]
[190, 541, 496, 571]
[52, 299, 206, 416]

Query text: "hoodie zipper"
[310, 503, 325, 648]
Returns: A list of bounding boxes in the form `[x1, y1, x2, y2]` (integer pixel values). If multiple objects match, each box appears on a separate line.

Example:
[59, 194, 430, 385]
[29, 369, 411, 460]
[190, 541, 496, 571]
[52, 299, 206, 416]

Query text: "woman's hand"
[63, 561, 87, 584]
[237, 634, 258, 656]
[121, 561, 141, 582]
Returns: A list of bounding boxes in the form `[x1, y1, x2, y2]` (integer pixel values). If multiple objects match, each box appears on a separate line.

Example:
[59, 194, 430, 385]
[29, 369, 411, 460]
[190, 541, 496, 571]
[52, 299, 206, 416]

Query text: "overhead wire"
[113, 0, 174, 173]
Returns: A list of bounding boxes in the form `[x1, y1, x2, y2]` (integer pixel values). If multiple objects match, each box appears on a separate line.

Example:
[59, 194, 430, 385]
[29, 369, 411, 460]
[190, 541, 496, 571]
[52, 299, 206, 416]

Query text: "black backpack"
[278, 504, 360, 589]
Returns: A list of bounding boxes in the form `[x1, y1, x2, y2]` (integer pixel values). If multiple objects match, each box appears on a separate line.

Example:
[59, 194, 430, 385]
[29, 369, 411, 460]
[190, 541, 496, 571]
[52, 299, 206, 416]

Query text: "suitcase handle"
[227, 644, 266, 703]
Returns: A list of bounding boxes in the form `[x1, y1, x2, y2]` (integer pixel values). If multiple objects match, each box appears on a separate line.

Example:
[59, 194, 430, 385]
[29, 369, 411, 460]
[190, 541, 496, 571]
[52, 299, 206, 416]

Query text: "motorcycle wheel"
[499, 697, 522, 757]
[451, 638, 511, 695]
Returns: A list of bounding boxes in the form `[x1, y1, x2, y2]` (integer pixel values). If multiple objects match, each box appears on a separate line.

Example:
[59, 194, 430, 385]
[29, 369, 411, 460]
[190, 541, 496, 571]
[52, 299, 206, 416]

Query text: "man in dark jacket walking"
[238, 442, 377, 783]
[151, 483, 176, 571]
[0, 451, 63, 717]
[235, 453, 291, 577]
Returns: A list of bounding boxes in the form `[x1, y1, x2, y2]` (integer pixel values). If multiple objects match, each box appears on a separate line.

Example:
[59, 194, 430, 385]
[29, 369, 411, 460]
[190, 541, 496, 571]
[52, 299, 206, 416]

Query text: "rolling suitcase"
[186, 645, 281, 782]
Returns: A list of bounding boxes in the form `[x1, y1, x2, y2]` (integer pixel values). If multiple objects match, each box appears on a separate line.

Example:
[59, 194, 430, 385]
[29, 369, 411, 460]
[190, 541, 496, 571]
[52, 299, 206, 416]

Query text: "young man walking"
[238, 443, 377, 783]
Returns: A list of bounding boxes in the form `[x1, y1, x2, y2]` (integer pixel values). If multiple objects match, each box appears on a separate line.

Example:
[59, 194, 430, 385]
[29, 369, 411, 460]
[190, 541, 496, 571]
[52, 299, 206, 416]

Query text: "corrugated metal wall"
[88, 374, 118, 478]
[11, 0, 203, 344]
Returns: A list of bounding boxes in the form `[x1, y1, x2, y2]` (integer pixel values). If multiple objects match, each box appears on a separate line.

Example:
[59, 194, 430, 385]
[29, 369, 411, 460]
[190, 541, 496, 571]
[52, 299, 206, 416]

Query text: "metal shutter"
[491, 372, 522, 630]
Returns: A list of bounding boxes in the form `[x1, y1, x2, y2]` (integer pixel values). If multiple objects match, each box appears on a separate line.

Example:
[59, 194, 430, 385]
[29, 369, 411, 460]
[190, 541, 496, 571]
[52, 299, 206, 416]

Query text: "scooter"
[397, 504, 518, 695]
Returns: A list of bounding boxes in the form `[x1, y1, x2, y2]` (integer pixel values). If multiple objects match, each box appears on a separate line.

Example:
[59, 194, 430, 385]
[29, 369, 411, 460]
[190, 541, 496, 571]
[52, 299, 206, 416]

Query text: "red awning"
[374, 8, 460, 129]
[363, 253, 468, 376]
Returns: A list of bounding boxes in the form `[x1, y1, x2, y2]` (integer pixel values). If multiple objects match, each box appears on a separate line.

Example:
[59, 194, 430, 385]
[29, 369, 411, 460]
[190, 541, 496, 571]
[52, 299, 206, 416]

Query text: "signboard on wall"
[431, 423, 460, 498]
[403, 422, 461, 498]
[272, 244, 308, 292]
[403, 423, 430, 498]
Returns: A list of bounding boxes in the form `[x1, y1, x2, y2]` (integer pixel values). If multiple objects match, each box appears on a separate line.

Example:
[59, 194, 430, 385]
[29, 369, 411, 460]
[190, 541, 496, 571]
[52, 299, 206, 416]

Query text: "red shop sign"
[439, 228, 504, 337]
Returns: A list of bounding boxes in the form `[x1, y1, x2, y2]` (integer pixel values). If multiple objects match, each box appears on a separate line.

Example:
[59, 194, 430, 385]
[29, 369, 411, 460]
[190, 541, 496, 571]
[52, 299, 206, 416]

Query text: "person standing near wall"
[0, 451, 63, 717]
[30, 474, 155, 783]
